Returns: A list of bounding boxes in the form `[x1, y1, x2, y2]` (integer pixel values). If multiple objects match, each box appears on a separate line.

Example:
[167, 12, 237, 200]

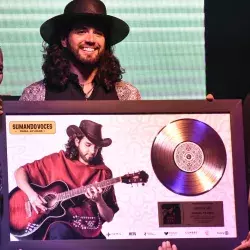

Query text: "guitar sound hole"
[43, 193, 58, 210]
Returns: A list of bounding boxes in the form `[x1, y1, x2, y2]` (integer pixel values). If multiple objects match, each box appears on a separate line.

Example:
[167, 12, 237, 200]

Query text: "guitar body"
[8, 171, 148, 239]
[9, 181, 70, 238]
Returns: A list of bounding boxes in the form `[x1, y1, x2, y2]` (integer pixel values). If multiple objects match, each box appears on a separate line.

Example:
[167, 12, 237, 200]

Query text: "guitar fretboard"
[57, 177, 121, 201]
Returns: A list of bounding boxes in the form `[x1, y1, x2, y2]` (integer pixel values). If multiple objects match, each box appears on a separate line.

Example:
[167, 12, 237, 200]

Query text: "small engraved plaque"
[158, 201, 224, 227]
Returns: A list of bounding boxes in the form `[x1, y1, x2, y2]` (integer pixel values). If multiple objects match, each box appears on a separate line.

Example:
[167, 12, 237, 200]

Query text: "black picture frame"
[0, 100, 248, 250]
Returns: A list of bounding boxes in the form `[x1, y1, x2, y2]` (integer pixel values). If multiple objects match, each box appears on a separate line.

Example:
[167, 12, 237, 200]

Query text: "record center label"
[174, 141, 204, 172]
[158, 201, 224, 227]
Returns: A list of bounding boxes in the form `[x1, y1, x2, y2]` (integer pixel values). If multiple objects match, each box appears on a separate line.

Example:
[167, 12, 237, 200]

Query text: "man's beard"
[67, 44, 104, 66]
[80, 153, 94, 164]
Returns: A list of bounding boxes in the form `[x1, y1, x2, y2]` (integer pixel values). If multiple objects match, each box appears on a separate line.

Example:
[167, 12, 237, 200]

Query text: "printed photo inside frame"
[0, 100, 248, 250]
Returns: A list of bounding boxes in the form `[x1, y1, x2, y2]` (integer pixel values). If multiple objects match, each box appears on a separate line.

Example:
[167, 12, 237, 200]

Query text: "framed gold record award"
[0, 100, 248, 250]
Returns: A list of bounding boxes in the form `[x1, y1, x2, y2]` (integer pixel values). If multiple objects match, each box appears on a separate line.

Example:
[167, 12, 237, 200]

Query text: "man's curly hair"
[42, 32, 125, 91]
[65, 133, 104, 165]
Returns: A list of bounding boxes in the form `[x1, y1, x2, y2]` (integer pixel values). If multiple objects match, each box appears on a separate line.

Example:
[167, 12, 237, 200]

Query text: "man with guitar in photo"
[11, 120, 125, 240]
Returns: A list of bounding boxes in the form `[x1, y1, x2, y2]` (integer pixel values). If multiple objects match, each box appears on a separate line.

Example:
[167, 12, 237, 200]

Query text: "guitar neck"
[57, 177, 121, 202]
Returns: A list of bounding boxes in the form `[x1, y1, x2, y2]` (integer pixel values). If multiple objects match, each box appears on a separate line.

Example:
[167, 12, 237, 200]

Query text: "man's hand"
[85, 186, 103, 203]
[206, 93, 214, 102]
[85, 184, 114, 222]
[158, 241, 178, 250]
[234, 232, 250, 250]
[29, 193, 47, 214]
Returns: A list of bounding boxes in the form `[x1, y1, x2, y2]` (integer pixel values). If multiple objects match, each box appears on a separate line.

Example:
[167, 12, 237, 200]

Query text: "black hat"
[40, 0, 130, 46]
[66, 120, 112, 147]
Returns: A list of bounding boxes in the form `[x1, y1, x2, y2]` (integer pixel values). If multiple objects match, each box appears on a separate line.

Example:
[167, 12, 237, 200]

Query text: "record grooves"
[151, 119, 227, 196]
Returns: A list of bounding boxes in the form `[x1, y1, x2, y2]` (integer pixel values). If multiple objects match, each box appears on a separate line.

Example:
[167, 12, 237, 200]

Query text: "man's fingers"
[233, 246, 242, 250]
[86, 188, 93, 197]
[162, 241, 170, 249]
[30, 196, 47, 213]
[31, 201, 47, 213]
[234, 242, 250, 250]
[38, 204, 47, 212]
[159, 241, 177, 250]
[172, 244, 178, 250]
[246, 231, 250, 241]
[85, 189, 91, 199]
[85, 187, 102, 201]
[91, 186, 98, 195]
[206, 93, 214, 102]
[39, 195, 47, 204]
[31, 204, 38, 214]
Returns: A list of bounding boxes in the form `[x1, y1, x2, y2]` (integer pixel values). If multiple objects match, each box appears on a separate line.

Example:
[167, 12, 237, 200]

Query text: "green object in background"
[0, 0, 205, 100]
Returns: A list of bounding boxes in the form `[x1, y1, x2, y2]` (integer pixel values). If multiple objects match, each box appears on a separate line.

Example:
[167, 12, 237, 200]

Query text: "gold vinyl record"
[151, 119, 227, 196]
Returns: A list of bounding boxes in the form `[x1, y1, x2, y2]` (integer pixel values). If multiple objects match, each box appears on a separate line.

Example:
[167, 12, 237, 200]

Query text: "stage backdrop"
[0, 0, 205, 99]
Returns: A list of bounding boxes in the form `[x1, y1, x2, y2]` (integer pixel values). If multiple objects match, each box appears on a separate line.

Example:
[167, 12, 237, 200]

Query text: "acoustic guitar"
[9, 170, 149, 238]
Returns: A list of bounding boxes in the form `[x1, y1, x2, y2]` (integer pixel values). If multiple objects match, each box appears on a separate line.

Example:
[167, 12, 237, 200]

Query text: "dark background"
[206, 0, 250, 234]
[205, 0, 250, 100]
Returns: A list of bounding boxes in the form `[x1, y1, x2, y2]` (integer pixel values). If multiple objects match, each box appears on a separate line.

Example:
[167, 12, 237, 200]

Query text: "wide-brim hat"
[66, 120, 112, 147]
[40, 0, 130, 46]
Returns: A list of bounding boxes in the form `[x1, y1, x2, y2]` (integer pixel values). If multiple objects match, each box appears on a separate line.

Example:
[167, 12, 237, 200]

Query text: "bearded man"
[20, 0, 141, 101]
